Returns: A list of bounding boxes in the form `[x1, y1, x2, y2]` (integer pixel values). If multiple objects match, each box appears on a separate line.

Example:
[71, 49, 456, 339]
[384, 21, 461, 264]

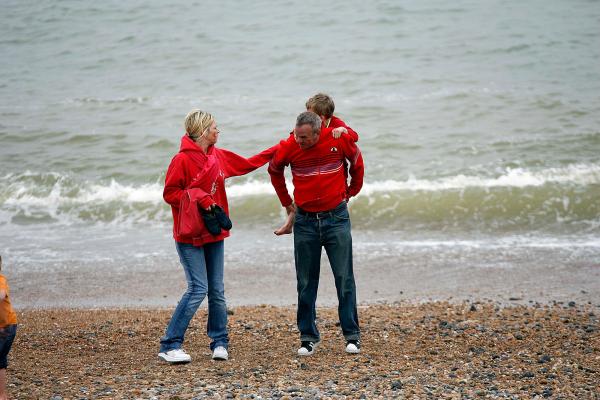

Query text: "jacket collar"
[179, 135, 214, 156]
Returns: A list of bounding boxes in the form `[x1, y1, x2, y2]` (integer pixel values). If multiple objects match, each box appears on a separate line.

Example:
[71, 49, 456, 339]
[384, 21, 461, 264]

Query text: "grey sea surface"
[1, 0, 599, 308]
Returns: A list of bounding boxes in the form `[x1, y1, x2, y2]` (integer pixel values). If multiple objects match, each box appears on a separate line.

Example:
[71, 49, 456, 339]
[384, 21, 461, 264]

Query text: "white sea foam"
[357, 236, 600, 250]
[226, 180, 275, 197]
[227, 164, 600, 197]
[78, 180, 164, 203]
[360, 164, 600, 195]
[1, 164, 599, 212]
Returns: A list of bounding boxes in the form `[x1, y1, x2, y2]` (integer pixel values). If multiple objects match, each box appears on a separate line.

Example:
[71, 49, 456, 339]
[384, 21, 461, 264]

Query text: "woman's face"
[204, 121, 219, 145]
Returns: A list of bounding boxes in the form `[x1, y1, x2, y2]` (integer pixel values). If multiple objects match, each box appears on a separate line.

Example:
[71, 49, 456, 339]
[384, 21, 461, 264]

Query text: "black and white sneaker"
[297, 340, 319, 356]
[345, 339, 361, 354]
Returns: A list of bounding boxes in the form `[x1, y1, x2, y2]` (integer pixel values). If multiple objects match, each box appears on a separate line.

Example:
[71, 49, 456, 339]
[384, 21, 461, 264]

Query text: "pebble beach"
[3, 1, 600, 399]
[10, 302, 599, 399]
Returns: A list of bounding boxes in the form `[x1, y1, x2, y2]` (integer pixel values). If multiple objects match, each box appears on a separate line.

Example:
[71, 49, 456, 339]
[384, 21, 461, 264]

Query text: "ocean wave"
[361, 164, 600, 194]
[1, 165, 599, 230]
[66, 96, 150, 105]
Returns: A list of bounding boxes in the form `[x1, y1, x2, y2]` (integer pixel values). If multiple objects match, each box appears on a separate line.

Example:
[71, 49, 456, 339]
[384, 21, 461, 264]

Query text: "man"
[269, 111, 364, 356]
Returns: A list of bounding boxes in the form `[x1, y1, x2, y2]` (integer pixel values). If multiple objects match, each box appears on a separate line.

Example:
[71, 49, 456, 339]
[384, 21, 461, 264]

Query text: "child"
[0, 256, 17, 400]
[273, 93, 360, 235]
[305, 93, 359, 142]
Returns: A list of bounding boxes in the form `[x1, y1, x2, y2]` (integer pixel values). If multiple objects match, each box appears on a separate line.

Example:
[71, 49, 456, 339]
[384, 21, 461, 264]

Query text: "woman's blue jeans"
[160, 240, 228, 352]
[294, 202, 360, 342]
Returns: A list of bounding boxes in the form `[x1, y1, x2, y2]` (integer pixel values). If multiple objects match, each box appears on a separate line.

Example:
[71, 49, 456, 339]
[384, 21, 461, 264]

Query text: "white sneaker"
[158, 348, 192, 363]
[345, 339, 361, 354]
[297, 340, 319, 356]
[212, 346, 228, 360]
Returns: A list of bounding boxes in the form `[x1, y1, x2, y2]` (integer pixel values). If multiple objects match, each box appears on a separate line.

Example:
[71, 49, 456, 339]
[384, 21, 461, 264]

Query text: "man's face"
[294, 124, 319, 150]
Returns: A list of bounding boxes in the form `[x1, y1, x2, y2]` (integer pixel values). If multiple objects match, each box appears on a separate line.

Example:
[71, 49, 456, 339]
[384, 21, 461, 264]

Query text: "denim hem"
[159, 345, 180, 353]
[343, 333, 361, 341]
[300, 335, 320, 342]
[210, 342, 229, 350]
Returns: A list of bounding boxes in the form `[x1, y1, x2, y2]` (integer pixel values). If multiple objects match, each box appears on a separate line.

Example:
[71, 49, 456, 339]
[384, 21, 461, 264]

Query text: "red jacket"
[269, 128, 364, 212]
[328, 115, 359, 142]
[164, 135, 276, 246]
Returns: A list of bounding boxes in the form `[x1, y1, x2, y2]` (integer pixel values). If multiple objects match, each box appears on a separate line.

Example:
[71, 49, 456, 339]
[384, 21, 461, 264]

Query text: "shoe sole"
[345, 346, 361, 354]
[212, 355, 228, 361]
[297, 342, 320, 356]
[158, 355, 191, 364]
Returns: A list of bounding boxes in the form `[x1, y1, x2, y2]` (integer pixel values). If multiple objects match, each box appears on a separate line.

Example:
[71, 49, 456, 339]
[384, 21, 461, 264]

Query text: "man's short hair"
[305, 93, 335, 118]
[296, 111, 322, 135]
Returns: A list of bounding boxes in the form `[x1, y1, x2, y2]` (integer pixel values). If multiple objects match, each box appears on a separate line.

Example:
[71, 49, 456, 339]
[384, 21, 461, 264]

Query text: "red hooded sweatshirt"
[269, 127, 364, 212]
[164, 135, 276, 246]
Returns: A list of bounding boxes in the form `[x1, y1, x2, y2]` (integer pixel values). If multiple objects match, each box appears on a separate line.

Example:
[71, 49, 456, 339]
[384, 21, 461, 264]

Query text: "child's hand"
[332, 127, 347, 138]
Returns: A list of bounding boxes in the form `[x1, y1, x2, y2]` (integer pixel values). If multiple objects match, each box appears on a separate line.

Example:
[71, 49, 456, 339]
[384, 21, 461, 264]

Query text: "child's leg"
[0, 324, 16, 400]
[0, 368, 6, 400]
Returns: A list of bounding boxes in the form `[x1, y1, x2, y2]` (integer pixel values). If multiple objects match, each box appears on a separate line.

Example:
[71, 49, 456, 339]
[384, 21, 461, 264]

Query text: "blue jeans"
[0, 324, 17, 369]
[160, 240, 228, 352]
[294, 201, 360, 342]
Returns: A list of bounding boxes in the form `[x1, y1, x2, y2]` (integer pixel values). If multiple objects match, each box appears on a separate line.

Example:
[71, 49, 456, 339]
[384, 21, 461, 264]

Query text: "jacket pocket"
[177, 191, 206, 238]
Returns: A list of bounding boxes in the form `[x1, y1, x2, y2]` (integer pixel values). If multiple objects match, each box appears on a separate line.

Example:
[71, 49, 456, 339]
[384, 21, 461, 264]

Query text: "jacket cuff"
[198, 196, 215, 210]
[187, 188, 215, 210]
[280, 195, 293, 208]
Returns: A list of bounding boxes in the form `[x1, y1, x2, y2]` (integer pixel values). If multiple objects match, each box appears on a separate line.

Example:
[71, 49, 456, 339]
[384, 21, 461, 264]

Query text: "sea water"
[1, 1, 599, 303]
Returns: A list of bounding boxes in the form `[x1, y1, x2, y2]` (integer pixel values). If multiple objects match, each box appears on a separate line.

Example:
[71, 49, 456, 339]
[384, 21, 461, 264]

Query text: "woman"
[159, 109, 275, 363]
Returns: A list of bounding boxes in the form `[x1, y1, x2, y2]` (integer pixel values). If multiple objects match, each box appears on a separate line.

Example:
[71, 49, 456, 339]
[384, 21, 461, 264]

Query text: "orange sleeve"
[0, 275, 17, 326]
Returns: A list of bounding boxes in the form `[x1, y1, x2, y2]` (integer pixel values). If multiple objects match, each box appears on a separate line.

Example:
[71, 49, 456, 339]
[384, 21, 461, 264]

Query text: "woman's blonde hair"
[184, 109, 215, 140]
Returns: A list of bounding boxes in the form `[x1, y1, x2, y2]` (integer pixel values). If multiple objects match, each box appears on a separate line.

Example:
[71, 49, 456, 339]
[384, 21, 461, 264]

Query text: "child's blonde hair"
[184, 109, 215, 140]
[305, 93, 335, 119]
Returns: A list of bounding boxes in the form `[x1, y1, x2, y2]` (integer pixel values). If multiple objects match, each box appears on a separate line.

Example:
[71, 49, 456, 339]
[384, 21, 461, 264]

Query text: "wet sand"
[11, 256, 600, 309]
[10, 303, 600, 399]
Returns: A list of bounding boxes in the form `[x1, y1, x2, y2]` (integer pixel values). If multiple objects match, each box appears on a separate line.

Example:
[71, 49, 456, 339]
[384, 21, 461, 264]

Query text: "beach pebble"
[538, 355, 551, 363]
[391, 380, 403, 390]
[11, 303, 600, 399]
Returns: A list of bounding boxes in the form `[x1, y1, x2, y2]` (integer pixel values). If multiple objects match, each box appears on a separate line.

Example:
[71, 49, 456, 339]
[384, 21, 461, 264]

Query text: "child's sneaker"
[200, 206, 222, 235]
[212, 346, 229, 360]
[158, 348, 192, 363]
[297, 340, 319, 356]
[345, 339, 361, 354]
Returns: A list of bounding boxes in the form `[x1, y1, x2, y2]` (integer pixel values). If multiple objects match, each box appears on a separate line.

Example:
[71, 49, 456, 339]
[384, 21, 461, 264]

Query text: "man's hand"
[332, 127, 348, 139]
[274, 203, 296, 235]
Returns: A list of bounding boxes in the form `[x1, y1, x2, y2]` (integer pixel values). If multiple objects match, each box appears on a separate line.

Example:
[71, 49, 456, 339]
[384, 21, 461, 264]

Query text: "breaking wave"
[1, 164, 599, 232]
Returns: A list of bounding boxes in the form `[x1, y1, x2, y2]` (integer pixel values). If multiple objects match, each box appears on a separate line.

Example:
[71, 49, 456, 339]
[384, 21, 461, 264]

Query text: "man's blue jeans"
[160, 240, 228, 352]
[294, 201, 360, 342]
